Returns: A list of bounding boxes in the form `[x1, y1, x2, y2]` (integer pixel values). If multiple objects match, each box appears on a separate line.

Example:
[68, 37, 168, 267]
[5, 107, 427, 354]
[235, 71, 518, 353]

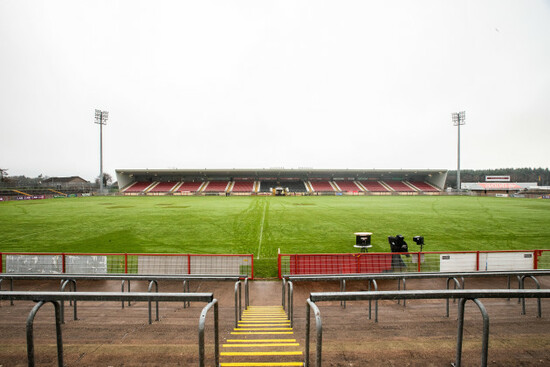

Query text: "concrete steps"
[220, 305, 303, 367]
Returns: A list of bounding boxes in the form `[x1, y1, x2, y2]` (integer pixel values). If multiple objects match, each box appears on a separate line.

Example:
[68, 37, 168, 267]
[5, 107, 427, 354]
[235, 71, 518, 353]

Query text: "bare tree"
[0, 168, 8, 182]
[95, 173, 113, 187]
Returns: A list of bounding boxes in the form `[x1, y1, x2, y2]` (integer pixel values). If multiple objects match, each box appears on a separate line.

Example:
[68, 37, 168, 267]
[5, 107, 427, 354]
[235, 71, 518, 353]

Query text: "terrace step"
[220, 306, 303, 367]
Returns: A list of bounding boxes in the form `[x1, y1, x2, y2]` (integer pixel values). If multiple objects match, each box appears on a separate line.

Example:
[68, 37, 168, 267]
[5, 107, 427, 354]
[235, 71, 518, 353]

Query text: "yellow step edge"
[244, 311, 285, 313]
[246, 306, 284, 308]
[242, 315, 288, 317]
[231, 332, 294, 335]
[241, 316, 288, 318]
[220, 363, 303, 366]
[221, 351, 303, 356]
[235, 328, 292, 331]
[242, 315, 287, 318]
[240, 321, 289, 323]
[239, 320, 290, 325]
[240, 324, 290, 330]
[223, 344, 300, 348]
[226, 339, 296, 343]
[239, 320, 290, 323]
[242, 313, 288, 317]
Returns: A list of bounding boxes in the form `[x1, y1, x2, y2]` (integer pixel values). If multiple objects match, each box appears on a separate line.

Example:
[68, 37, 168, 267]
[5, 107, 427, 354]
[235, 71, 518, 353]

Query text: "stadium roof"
[115, 168, 448, 190]
[116, 168, 447, 179]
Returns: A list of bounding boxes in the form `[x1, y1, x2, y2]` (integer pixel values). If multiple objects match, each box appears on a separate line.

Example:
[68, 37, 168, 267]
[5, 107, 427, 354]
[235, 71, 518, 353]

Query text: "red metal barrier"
[278, 250, 548, 279]
[288, 253, 392, 276]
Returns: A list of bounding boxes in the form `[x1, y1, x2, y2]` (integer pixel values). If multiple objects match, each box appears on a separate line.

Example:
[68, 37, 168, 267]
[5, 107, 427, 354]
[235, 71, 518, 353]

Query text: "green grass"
[1, 195, 549, 277]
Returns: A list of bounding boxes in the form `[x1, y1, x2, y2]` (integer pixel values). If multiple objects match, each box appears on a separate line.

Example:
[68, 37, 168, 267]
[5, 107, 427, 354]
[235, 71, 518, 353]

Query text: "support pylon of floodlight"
[94, 109, 109, 194]
[452, 111, 465, 191]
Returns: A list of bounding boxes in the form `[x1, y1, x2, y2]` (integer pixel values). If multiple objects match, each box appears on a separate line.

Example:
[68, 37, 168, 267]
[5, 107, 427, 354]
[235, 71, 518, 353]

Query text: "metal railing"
[284, 270, 550, 326]
[0, 274, 248, 327]
[278, 250, 548, 278]
[305, 289, 550, 367]
[0, 291, 218, 367]
[0, 252, 255, 279]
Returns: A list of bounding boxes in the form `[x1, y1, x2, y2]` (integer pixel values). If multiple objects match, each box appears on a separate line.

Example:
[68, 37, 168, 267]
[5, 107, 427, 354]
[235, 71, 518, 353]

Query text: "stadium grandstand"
[0, 176, 93, 200]
[115, 168, 447, 196]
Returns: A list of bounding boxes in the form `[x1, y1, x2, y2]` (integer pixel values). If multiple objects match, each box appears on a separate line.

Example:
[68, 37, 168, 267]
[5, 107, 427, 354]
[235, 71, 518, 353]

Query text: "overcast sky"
[1, 0, 549, 181]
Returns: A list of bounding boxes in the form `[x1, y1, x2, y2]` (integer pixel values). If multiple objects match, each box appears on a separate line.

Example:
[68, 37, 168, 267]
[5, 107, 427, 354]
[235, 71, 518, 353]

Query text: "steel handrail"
[1, 274, 249, 326]
[285, 270, 550, 321]
[305, 289, 550, 367]
[0, 291, 217, 367]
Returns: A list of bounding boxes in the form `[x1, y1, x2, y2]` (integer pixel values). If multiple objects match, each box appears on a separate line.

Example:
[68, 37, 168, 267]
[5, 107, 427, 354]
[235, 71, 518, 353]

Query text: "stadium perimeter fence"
[278, 249, 550, 278]
[0, 252, 254, 278]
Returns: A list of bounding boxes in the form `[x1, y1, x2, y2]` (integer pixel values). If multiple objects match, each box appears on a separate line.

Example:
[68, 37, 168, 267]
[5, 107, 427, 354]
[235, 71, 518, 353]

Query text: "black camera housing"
[413, 236, 424, 246]
[388, 235, 408, 253]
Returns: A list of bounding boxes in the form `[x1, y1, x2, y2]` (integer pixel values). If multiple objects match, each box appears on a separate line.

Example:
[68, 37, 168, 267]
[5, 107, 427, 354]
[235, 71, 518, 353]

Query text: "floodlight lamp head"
[452, 111, 466, 126]
[94, 109, 109, 124]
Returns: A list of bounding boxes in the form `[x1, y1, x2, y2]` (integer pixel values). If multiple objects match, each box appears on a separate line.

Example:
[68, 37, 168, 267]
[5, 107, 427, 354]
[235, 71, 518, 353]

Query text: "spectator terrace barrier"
[283, 270, 550, 326]
[279, 250, 549, 278]
[0, 274, 248, 327]
[304, 289, 550, 367]
[0, 291, 218, 367]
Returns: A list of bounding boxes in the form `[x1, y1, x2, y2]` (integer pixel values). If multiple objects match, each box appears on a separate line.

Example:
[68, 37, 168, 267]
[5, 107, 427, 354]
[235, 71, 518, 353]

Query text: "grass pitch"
[1, 195, 549, 277]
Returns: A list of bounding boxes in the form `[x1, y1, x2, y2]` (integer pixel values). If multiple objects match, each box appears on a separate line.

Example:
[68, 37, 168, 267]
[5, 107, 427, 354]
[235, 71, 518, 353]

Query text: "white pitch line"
[256, 199, 267, 260]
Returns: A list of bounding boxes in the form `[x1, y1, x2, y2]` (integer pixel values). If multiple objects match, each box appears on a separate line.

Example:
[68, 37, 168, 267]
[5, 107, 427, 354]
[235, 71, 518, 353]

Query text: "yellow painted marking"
[239, 320, 290, 322]
[242, 315, 288, 317]
[240, 324, 294, 330]
[226, 339, 296, 343]
[220, 363, 303, 366]
[246, 306, 283, 308]
[235, 328, 292, 331]
[241, 317, 288, 320]
[242, 315, 288, 318]
[244, 310, 285, 312]
[240, 321, 289, 324]
[243, 313, 287, 317]
[231, 332, 294, 335]
[221, 351, 302, 356]
[223, 343, 300, 347]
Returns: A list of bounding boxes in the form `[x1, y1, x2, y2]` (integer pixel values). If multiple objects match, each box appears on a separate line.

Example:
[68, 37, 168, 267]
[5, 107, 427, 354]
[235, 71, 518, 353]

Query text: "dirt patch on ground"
[0, 277, 549, 366]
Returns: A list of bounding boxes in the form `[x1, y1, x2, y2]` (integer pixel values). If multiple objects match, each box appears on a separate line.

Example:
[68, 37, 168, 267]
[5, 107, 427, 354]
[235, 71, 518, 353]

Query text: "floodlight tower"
[94, 109, 109, 194]
[452, 111, 465, 191]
